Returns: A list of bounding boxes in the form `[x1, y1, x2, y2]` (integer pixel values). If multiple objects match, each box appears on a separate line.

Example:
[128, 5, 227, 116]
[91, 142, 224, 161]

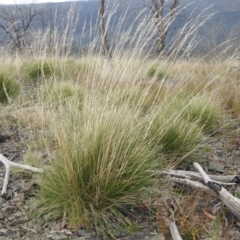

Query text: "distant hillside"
[1, 0, 240, 53]
[43, 0, 240, 50]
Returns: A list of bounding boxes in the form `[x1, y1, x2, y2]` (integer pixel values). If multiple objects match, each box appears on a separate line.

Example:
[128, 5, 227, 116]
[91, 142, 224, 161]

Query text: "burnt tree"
[0, 1, 40, 51]
[99, 0, 112, 58]
[143, 0, 179, 53]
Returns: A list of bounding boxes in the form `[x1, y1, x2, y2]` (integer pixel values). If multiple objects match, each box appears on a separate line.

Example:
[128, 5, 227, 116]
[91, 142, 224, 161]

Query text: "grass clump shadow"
[34, 103, 157, 235]
[0, 73, 20, 103]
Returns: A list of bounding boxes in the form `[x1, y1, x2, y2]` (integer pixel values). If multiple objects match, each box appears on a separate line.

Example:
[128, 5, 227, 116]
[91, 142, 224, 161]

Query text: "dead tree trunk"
[99, 0, 112, 58]
[144, 0, 179, 54]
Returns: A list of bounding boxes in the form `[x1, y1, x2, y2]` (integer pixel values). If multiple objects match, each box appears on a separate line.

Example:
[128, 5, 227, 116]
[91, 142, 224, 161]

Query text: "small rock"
[8, 215, 16, 221]
[4, 229, 15, 239]
[2, 206, 15, 217]
[12, 192, 25, 207]
[0, 237, 8, 240]
[23, 181, 34, 192]
[208, 161, 225, 173]
[235, 221, 240, 227]
[141, 222, 149, 228]
[77, 229, 95, 237]
[149, 234, 165, 240]
[0, 213, 4, 220]
[113, 230, 126, 238]
[77, 230, 86, 237]
[51, 232, 67, 240]
[0, 229, 7, 236]
[9, 217, 28, 226]
[11, 211, 23, 218]
[0, 198, 5, 208]
[3, 189, 14, 200]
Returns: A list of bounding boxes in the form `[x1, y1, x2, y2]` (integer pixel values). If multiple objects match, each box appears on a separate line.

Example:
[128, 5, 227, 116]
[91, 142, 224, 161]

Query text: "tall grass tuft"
[34, 102, 157, 233]
[181, 96, 222, 132]
[165, 93, 223, 132]
[147, 108, 203, 158]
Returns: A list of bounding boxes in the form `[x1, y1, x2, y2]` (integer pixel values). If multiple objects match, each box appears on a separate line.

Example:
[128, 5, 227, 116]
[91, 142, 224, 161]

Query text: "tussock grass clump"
[59, 58, 91, 81]
[144, 90, 222, 158]
[148, 110, 203, 157]
[182, 96, 222, 132]
[42, 81, 84, 107]
[23, 60, 55, 83]
[166, 94, 223, 132]
[35, 103, 156, 232]
[160, 120, 202, 156]
[147, 66, 168, 80]
[0, 73, 20, 103]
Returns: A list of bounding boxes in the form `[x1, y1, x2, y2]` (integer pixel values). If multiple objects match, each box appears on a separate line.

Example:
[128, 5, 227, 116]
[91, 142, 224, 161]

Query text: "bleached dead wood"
[152, 163, 240, 237]
[165, 218, 183, 240]
[170, 177, 218, 196]
[164, 169, 238, 184]
[0, 154, 43, 195]
[193, 162, 240, 219]
[149, 169, 238, 185]
[163, 200, 183, 240]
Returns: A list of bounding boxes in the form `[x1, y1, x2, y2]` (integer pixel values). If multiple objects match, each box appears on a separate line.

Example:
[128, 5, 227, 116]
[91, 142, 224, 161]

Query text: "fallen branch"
[153, 169, 239, 185]
[193, 162, 240, 219]
[167, 169, 239, 183]
[163, 200, 183, 240]
[170, 177, 217, 196]
[165, 218, 182, 240]
[0, 154, 43, 195]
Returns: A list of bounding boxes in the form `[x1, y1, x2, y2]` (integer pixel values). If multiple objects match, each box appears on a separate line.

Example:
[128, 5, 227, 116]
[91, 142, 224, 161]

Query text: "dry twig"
[0, 154, 43, 195]
[193, 162, 240, 219]
[154, 169, 239, 185]
[163, 200, 183, 240]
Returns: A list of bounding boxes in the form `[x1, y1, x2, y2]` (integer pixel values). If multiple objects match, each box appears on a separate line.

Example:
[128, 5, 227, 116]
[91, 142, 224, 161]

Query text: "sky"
[0, 0, 82, 4]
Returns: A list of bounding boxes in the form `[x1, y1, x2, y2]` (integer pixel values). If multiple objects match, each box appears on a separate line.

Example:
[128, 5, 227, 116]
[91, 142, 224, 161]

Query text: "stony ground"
[0, 117, 240, 240]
